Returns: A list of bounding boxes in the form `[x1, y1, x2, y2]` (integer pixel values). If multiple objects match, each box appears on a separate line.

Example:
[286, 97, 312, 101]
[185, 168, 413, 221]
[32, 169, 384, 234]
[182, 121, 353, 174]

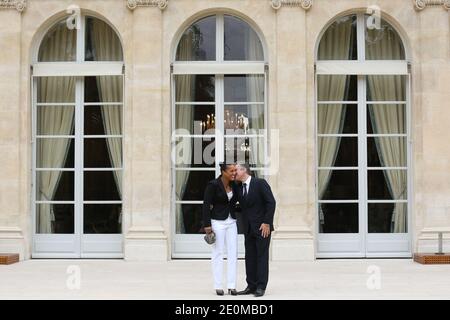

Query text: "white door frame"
[31, 14, 126, 258]
[31, 71, 124, 259]
[315, 75, 411, 258]
[170, 73, 268, 258]
[170, 14, 268, 258]
[315, 13, 412, 258]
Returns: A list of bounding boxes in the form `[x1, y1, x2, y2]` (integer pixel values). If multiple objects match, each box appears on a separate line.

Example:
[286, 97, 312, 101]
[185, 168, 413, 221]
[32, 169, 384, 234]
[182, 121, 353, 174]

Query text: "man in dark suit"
[235, 163, 276, 297]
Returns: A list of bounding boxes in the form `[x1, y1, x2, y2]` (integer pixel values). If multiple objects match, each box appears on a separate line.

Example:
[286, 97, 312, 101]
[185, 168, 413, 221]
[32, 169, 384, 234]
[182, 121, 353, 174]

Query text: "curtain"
[90, 19, 124, 224]
[245, 27, 265, 170]
[318, 16, 355, 60]
[317, 17, 354, 231]
[244, 25, 264, 61]
[175, 32, 194, 234]
[367, 77, 406, 233]
[39, 21, 76, 61]
[369, 103, 407, 233]
[366, 19, 404, 60]
[367, 29, 406, 233]
[37, 25, 76, 233]
[90, 18, 123, 192]
[246, 74, 264, 170]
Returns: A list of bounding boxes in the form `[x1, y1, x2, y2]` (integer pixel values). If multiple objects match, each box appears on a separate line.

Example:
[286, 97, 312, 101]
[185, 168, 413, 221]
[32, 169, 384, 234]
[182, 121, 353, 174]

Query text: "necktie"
[243, 183, 248, 198]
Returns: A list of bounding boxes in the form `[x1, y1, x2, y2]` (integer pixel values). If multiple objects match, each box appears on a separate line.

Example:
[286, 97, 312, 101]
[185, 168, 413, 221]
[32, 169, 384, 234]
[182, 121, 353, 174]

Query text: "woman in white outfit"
[202, 163, 239, 295]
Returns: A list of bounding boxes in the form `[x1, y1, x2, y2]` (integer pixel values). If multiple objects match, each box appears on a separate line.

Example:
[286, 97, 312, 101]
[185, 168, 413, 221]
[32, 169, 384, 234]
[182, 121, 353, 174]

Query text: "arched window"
[171, 14, 266, 257]
[315, 13, 410, 258]
[32, 15, 124, 258]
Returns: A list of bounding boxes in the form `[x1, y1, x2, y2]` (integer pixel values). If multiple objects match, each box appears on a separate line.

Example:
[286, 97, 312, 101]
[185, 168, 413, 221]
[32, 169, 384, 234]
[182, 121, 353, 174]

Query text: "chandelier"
[199, 111, 252, 155]
[200, 110, 249, 134]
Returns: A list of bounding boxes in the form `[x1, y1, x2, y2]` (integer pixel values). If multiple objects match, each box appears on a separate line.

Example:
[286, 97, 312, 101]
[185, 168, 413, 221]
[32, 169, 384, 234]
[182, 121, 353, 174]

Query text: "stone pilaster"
[124, 6, 168, 261]
[270, 6, 314, 261]
[416, 6, 450, 253]
[0, 8, 25, 259]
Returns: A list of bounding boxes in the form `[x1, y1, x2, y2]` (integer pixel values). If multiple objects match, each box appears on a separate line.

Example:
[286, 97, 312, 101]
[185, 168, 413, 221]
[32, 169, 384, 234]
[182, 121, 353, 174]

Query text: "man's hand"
[204, 226, 212, 234]
[259, 223, 270, 238]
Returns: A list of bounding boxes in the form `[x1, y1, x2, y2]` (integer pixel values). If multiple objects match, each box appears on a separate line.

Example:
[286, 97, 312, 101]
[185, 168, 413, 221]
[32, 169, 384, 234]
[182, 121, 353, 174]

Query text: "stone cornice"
[413, 0, 450, 10]
[3, 0, 448, 14]
[270, 0, 313, 11]
[0, 0, 26, 12]
[126, 0, 168, 11]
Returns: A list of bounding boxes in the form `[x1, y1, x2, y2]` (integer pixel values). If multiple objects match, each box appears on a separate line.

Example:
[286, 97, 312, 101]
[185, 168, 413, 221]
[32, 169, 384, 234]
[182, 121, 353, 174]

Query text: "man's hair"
[237, 163, 252, 175]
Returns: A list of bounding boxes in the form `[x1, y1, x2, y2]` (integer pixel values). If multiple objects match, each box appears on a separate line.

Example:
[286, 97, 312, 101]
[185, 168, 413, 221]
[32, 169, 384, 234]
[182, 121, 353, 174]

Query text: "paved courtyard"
[1, 259, 450, 299]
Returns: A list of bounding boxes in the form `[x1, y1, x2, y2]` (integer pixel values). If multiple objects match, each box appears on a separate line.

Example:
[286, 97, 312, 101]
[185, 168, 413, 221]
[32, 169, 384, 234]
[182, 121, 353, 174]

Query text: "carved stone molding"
[270, 0, 312, 11]
[0, 0, 26, 12]
[126, 0, 168, 11]
[414, 0, 450, 11]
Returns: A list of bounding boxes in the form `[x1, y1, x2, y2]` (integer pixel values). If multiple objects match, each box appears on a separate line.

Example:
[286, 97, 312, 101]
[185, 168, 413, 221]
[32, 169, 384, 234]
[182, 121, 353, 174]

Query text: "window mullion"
[264, 70, 268, 176]
[77, 16, 85, 63]
[357, 14, 365, 62]
[406, 73, 411, 235]
[216, 14, 224, 62]
[216, 75, 224, 173]
[32, 76, 37, 235]
[358, 74, 367, 248]
[75, 78, 84, 244]
[357, 12, 367, 249]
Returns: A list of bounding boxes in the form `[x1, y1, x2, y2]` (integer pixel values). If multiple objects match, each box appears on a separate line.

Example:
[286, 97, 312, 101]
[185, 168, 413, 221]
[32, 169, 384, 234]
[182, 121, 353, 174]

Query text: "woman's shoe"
[228, 289, 237, 296]
[216, 289, 224, 296]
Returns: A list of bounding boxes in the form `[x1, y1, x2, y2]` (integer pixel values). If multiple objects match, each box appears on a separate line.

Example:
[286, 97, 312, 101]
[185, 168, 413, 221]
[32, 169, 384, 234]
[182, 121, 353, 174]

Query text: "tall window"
[172, 14, 266, 236]
[34, 16, 123, 239]
[316, 13, 408, 246]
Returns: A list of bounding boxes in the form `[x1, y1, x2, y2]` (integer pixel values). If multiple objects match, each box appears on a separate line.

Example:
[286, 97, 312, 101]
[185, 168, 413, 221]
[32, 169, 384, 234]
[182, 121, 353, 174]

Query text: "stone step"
[0, 253, 20, 265]
[414, 253, 450, 264]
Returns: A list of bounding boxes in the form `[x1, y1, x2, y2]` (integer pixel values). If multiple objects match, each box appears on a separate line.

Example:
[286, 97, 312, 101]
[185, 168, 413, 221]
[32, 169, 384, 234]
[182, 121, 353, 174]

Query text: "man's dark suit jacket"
[237, 177, 276, 234]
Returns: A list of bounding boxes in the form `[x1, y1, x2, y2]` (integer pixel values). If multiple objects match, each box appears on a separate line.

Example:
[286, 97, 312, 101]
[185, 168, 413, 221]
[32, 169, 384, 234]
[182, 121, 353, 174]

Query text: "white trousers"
[211, 216, 238, 290]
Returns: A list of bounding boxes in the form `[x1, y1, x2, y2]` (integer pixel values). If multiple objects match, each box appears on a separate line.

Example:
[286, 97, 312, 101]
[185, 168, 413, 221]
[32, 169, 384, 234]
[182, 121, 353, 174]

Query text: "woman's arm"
[202, 182, 215, 229]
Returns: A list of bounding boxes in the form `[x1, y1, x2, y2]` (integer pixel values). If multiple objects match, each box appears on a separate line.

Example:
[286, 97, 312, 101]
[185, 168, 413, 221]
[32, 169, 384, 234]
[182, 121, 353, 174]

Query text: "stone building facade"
[0, 0, 449, 260]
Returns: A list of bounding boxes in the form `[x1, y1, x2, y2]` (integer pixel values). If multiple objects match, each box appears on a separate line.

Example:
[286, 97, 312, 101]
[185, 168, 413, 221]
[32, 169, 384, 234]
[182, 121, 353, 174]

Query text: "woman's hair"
[219, 162, 235, 173]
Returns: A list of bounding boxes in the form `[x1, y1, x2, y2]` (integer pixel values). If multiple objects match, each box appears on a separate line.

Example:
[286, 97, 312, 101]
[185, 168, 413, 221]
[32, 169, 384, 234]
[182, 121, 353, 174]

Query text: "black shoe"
[216, 289, 224, 296]
[228, 289, 237, 296]
[254, 288, 265, 297]
[237, 287, 256, 295]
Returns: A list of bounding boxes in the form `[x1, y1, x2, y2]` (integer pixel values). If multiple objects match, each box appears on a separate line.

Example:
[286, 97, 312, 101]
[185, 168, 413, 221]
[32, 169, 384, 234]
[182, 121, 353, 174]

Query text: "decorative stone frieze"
[270, 0, 312, 11]
[413, 0, 450, 11]
[0, 0, 26, 12]
[126, 0, 168, 11]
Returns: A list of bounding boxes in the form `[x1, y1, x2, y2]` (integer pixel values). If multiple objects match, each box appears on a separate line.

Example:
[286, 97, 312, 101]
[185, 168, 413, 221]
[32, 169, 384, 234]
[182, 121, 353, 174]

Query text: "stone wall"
[0, 0, 449, 260]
